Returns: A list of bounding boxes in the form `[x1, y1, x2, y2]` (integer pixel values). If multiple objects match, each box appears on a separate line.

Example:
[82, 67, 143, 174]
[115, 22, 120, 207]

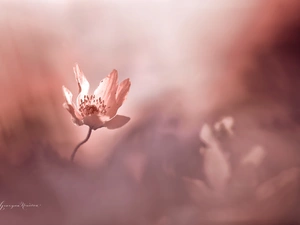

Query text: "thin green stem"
[71, 127, 92, 162]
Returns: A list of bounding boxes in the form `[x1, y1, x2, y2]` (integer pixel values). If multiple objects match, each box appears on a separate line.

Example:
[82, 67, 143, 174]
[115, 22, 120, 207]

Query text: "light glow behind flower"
[62, 64, 131, 130]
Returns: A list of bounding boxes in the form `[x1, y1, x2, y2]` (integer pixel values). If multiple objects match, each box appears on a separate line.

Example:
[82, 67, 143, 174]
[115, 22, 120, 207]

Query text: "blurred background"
[0, 0, 300, 224]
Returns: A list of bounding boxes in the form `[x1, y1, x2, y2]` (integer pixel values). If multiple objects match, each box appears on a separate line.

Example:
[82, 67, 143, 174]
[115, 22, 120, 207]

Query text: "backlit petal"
[94, 69, 118, 102]
[105, 103, 118, 119]
[63, 103, 83, 126]
[74, 64, 90, 107]
[104, 115, 130, 129]
[116, 78, 131, 107]
[105, 78, 131, 118]
[62, 86, 73, 105]
[83, 114, 109, 130]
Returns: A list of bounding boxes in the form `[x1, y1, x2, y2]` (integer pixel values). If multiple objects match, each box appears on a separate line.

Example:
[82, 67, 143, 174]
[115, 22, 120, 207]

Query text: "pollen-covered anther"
[78, 95, 107, 116]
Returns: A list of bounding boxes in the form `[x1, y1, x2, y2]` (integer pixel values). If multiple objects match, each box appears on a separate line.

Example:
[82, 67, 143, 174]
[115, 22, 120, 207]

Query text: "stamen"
[78, 95, 107, 116]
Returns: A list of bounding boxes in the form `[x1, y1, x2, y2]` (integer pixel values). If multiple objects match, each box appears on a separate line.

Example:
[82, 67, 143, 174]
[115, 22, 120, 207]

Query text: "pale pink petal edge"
[73, 64, 90, 107]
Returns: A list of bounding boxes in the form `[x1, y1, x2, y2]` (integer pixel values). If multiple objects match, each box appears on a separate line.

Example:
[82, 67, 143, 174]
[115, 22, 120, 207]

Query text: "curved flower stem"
[71, 127, 92, 162]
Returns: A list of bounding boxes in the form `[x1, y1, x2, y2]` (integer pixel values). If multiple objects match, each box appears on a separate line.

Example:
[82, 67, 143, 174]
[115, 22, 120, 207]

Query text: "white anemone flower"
[62, 64, 131, 130]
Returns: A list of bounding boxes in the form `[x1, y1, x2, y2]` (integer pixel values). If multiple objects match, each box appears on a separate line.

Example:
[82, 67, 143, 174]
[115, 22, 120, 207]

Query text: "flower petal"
[94, 69, 118, 102]
[83, 114, 108, 130]
[105, 102, 118, 119]
[74, 64, 90, 107]
[104, 115, 130, 129]
[62, 85, 83, 119]
[63, 103, 83, 126]
[116, 78, 131, 107]
[105, 78, 131, 118]
[62, 86, 73, 105]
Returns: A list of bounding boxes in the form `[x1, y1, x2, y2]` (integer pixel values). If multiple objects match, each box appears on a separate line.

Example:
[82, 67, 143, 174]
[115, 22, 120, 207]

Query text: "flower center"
[79, 95, 107, 117]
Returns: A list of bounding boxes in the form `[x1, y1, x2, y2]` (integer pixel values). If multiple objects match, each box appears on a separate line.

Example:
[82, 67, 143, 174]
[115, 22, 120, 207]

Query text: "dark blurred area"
[0, 1, 300, 225]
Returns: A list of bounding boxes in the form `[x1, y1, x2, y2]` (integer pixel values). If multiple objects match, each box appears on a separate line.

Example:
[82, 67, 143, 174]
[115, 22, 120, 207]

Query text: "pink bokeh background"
[0, 1, 300, 224]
